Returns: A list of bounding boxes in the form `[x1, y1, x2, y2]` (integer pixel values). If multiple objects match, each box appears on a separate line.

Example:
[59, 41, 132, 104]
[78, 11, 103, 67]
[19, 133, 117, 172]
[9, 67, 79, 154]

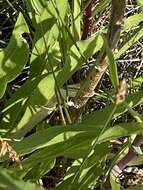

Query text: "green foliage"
[0, 0, 143, 189]
[0, 169, 44, 190]
[127, 186, 143, 190]
[0, 13, 29, 98]
[103, 35, 119, 88]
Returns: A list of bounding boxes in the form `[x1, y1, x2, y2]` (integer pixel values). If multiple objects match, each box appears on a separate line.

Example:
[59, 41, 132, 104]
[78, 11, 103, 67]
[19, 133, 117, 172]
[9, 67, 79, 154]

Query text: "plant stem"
[113, 135, 143, 173]
[73, 0, 126, 110]
[81, 0, 93, 40]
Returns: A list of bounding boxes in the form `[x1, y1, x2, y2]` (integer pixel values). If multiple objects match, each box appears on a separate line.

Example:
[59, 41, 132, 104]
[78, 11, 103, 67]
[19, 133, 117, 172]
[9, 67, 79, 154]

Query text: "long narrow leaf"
[103, 36, 119, 88]
[0, 13, 29, 98]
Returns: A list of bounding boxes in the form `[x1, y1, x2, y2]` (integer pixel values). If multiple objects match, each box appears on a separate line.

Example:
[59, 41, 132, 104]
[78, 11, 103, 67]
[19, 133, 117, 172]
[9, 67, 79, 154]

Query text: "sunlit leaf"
[137, 0, 143, 8]
[0, 13, 29, 82]
[0, 13, 29, 98]
[10, 34, 103, 138]
[110, 172, 121, 190]
[124, 13, 143, 30]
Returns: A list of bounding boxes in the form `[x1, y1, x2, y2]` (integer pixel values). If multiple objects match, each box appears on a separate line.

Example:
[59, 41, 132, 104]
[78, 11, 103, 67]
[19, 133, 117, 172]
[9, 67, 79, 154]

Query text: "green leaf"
[12, 125, 98, 155]
[0, 78, 7, 99]
[83, 90, 143, 125]
[103, 36, 119, 88]
[124, 13, 143, 30]
[129, 77, 143, 88]
[99, 122, 143, 143]
[11, 122, 143, 158]
[0, 169, 44, 190]
[0, 13, 29, 82]
[55, 0, 68, 21]
[75, 165, 102, 190]
[53, 34, 104, 92]
[10, 34, 103, 138]
[126, 185, 143, 190]
[10, 122, 143, 178]
[110, 172, 121, 190]
[11, 74, 56, 135]
[30, 0, 67, 78]
[14, 143, 108, 185]
[137, 0, 143, 8]
[30, 0, 46, 14]
[72, 0, 81, 41]
[0, 13, 29, 99]
[68, 144, 109, 190]
[115, 27, 143, 59]
[24, 159, 55, 181]
[2, 74, 49, 113]
[0, 74, 51, 134]
[59, 162, 102, 190]
[29, 5, 57, 77]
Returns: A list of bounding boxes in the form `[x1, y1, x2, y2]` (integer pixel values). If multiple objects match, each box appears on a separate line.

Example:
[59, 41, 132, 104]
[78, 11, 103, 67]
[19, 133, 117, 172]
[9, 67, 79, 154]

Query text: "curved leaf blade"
[0, 13, 29, 82]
